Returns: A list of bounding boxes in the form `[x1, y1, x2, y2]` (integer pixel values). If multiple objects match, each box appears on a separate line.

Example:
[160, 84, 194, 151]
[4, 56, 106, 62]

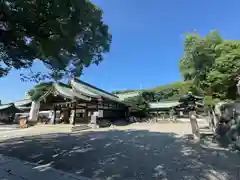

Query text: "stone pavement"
[0, 154, 91, 180]
[0, 124, 19, 131]
[0, 125, 73, 141]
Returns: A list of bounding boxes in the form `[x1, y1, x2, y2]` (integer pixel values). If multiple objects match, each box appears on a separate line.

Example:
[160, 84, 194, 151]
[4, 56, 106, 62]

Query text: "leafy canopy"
[27, 82, 53, 100]
[0, 0, 111, 81]
[123, 92, 151, 112]
[179, 30, 240, 105]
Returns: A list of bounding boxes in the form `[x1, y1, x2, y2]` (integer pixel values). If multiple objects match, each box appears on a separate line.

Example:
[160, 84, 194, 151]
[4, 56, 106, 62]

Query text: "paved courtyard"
[0, 122, 240, 179]
[0, 124, 19, 131]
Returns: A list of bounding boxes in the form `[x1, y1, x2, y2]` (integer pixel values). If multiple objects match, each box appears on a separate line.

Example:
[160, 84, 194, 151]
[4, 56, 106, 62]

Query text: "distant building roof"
[0, 103, 21, 113]
[116, 92, 141, 101]
[195, 101, 204, 106]
[179, 93, 203, 102]
[14, 99, 32, 107]
[149, 101, 182, 109]
[0, 104, 14, 110]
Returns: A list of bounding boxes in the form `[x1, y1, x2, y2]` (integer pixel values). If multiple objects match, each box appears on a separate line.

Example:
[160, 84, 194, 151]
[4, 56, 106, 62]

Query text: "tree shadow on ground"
[0, 129, 240, 180]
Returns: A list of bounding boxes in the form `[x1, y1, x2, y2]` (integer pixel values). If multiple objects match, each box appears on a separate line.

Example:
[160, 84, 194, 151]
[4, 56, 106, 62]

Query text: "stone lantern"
[179, 91, 202, 141]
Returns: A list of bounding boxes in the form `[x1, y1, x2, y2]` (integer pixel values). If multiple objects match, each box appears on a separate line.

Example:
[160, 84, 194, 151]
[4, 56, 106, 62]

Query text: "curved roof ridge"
[73, 78, 119, 98]
[71, 80, 100, 98]
[72, 78, 120, 102]
[53, 83, 91, 101]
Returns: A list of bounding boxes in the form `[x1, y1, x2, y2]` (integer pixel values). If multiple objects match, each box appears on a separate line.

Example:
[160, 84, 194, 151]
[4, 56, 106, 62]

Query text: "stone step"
[233, 140, 240, 151]
[35, 124, 74, 129]
[32, 124, 92, 133]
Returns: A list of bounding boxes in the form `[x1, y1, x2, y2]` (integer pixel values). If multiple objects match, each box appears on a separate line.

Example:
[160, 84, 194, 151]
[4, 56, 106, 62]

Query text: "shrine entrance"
[53, 101, 79, 125]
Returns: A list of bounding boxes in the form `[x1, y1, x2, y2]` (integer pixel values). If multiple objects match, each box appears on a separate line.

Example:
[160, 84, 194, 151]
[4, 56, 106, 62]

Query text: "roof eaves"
[53, 83, 91, 101]
[73, 79, 120, 102]
[71, 80, 100, 98]
[14, 99, 32, 107]
[0, 104, 13, 110]
[0, 103, 20, 111]
[117, 92, 141, 101]
[73, 78, 119, 98]
[149, 101, 182, 109]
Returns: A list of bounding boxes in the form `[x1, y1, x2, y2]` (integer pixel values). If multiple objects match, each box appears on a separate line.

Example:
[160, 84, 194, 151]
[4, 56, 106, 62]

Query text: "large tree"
[27, 82, 53, 100]
[0, 0, 111, 81]
[123, 93, 150, 115]
[179, 30, 240, 105]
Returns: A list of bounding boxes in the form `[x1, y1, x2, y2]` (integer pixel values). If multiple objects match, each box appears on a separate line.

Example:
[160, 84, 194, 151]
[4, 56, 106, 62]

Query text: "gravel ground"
[0, 121, 239, 180]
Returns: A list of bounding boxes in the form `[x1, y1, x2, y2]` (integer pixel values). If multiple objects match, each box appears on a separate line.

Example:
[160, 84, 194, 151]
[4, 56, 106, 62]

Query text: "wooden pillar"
[72, 102, 76, 125]
[67, 105, 71, 124]
[53, 106, 56, 124]
[97, 101, 99, 110]
[85, 108, 89, 123]
[84, 102, 89, 123]
[125, 107, 130, 121]
[69, 102, 76, 125]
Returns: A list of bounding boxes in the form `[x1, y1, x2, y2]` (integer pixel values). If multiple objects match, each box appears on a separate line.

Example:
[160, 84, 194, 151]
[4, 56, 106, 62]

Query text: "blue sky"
[1, 0, 240, 103]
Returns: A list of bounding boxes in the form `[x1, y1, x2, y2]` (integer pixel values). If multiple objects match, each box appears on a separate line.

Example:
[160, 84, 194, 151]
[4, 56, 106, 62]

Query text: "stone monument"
[236, 76, 240, 96]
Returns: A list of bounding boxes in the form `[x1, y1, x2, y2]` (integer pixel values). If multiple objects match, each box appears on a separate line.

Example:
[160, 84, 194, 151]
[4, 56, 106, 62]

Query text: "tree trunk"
[189, 111, 200, 141]
[52, 108, 56, 124]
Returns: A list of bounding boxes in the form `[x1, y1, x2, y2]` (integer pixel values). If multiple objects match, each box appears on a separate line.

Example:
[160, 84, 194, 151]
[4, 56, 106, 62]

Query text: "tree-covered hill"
[112, 81, 194, 102]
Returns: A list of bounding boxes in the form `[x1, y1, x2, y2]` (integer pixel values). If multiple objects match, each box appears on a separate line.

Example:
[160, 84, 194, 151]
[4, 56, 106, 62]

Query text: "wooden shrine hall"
[29, 78, 129, 126]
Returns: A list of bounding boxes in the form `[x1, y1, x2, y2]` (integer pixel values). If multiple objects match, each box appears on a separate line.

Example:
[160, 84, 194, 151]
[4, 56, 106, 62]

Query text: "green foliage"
[112, 90, 137, 94]
[27, 82, 53, 100]
[203, 96, 220, 107]
[116, 81, 193, 102]
[123, 93, 149, 113]
[149, 81, 194, 101]
[179, 30, 240, 104]
[0, 0, 111, 81]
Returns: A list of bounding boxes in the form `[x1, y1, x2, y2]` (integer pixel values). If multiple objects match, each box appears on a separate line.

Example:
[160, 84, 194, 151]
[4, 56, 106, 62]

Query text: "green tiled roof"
[71, 79, 120, 102]
[0, 104, 14, 110]
[116, 92, 140, 101]
[18, 79, 127, 107]
[12, 84, 92, 105]
[14, 99, 32, 107]
[53, 83, 91, 101]
[0, 103, 20, 112]
[71, 80, 100, 98]
[195, 101, 204, 106]
[149, 101, 182, 109]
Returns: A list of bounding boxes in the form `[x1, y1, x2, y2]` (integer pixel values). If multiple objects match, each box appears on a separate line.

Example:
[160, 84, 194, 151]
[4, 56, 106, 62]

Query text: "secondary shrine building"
[11, 78, 129, 125]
